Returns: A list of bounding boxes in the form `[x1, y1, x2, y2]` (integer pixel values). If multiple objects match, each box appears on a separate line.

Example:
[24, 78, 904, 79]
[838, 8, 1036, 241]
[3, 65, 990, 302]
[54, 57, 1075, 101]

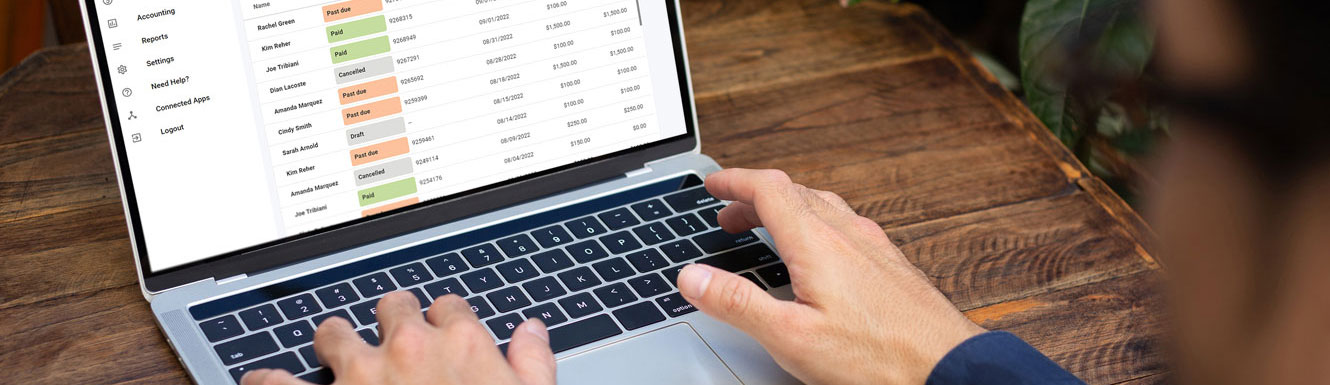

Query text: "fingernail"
[678, 264, 713, 299]
[523, 319, 549, 342]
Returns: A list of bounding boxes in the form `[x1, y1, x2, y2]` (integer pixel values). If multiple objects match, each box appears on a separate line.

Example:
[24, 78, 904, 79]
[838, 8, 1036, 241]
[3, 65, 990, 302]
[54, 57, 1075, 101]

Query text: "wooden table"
[0, 0, 1165, 383]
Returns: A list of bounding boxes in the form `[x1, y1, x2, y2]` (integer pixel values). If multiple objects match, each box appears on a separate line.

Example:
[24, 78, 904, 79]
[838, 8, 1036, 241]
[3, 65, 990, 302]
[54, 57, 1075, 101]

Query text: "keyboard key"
[530, 249, 574, 273]
[558, 292, 603, 319]
[664, 213, 708, 236]
[214, 332, 279, 366]
[599, 231, 642, 254]
[460, 268, 504, 293]
[625, 249, 669, 272]
[630, 199, 673, 221]
[627, 273, 671, 298]
[425, 252, 470, 277]
[613, 302, 666, 331]
[298, 344, 320, 368]
[487, 313, 526, 340]
[199, 315, 244, 342]
[547, 314, 622, 353]
[521, 277, 567, 302]
[299, 368, 334, 385]
[564, 217, 607, 239]
[407, 287, 431, 307]
[662, 265, 686, 287]
[531, 225, 575, 248]
[696, 244, 780, 273]
[496, 258, 539, 283]
[461, 243, 505, 267]
[357, 329, 380, 346]
[276, 294, 323, 320]
[740, 272, 768, 290]
[314, 283, 360, 309]
[389, 263, 433, 287]
[567, 240, 610, 263]
[659, 240, 704, 263]
[274, 320, 315, 348]
[487, 287, 532, 313]
[497, 234, 539, 257]
[424, 277, 469, 299]
[311, 309, 354, 328]
[352, 273, 397, 297]
[756, 263, 791, 287]
[632, 222, 676, 245]
[349, 299, 380, 325]
[593, 283, 637, 308]
[237, 304, 283, 332]
[467, 296, 496, 319]
[592, 258, 635, 281]
[655, 293, 697, 317]
[557, 267, 602, 292]
[693, 230, 759, 254]
[228, 351, 303, 383]
[698, 205, 722, 228]
[522, 303, 568, 327]
[597, 208, 640, 230]
[663, 187, 718, 212]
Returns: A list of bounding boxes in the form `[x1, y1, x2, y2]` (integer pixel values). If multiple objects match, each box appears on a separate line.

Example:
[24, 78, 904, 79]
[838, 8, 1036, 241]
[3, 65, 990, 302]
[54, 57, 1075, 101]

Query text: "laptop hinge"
[619, 163, 651, 177]
[216, 273, 248, 285]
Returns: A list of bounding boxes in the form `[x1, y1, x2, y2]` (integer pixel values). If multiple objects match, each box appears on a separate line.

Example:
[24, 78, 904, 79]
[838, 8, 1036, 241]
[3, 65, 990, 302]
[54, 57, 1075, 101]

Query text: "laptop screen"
[87, 0, 692, 272]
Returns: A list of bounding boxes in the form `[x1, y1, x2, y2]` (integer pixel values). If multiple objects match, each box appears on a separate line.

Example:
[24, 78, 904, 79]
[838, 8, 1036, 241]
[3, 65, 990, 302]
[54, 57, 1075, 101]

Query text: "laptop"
[78, 0, 799, 383]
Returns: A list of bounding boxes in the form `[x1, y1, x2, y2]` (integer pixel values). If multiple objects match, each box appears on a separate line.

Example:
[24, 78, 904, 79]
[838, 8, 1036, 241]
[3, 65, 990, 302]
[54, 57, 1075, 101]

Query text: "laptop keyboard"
[187, 175, 790, 384]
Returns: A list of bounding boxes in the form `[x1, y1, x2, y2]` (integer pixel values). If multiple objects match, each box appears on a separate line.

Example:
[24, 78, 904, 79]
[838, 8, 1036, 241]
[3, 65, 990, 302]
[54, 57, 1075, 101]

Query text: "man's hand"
[241, 292, 555, 385]
[677, 168, 985, 385]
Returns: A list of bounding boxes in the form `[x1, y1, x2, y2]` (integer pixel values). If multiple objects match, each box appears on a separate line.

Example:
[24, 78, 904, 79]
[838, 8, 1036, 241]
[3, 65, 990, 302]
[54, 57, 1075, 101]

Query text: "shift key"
[692, 230, 759, 253]
[697, 244, 778, 272]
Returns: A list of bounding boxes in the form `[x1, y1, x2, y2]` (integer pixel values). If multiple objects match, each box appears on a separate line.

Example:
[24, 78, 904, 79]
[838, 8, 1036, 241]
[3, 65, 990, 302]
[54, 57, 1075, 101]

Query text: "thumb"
[678, 264, 792, 340]
[506, 319, 557, 385]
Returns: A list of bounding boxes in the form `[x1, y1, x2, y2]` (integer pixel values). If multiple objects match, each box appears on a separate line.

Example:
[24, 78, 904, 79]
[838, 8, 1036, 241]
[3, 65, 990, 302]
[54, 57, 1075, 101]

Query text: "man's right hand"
[676, 169, 985, 385]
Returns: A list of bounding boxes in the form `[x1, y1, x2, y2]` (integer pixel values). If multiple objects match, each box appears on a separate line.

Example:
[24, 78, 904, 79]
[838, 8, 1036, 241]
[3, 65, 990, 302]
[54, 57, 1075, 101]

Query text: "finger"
[705, 169, 822, 247]
[716, 201, 762, 233]
[313, 316, 373, 371]
[426, 294, 480, 327]
[506, 319, 557, 385]
[241, 369, 310, 385]
[375, 291, 424, 339]
[677, 264, 808, 343]
[240, 369, 273, 385]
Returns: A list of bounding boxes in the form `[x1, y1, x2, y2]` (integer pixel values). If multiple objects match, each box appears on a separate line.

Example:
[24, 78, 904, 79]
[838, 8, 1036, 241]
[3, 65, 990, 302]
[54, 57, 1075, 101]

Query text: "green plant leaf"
[1018, 0, 1153, 148]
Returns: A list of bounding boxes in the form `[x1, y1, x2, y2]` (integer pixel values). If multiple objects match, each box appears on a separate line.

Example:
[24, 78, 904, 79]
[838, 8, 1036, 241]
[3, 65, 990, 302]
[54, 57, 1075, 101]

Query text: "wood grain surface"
[0, 0, 1165, 383]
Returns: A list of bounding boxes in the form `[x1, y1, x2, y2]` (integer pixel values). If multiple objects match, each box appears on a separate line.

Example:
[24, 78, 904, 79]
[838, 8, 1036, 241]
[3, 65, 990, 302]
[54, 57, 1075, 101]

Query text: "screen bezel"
[81, 0, 700, 293]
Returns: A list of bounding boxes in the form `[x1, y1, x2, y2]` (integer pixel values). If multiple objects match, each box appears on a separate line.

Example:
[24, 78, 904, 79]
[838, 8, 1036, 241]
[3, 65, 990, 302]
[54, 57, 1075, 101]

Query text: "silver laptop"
[78, 0, 799, 383]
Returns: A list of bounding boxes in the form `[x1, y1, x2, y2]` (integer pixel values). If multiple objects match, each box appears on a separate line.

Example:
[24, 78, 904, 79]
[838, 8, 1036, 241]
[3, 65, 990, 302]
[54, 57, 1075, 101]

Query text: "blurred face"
[1149, 1, 1330, 384]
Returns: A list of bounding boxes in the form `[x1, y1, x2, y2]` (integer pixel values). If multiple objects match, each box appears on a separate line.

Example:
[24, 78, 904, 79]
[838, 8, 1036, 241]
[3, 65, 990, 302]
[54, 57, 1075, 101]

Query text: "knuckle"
[386, 325, 427, 355]
[817, 190, 848, 206]
[853, 216, 881, 232]
[342, 359, 375, 381]
[757, 169, 791, 185]
[442, 318, 486, 340]
[717, 277, 753, 316]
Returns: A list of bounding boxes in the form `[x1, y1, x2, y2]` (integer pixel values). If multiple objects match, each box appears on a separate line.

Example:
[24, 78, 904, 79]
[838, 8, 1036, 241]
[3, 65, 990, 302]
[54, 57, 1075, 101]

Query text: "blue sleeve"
[926, 331, 1085, 385]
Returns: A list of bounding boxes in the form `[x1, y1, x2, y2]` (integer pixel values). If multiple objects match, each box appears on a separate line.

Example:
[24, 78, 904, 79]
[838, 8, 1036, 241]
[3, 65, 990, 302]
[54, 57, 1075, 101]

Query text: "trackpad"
[556, 323, 742, 385]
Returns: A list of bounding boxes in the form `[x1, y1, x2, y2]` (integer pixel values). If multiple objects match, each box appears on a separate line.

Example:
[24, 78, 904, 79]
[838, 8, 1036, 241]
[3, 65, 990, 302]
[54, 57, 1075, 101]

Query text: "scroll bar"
[636, 0, 642, 25]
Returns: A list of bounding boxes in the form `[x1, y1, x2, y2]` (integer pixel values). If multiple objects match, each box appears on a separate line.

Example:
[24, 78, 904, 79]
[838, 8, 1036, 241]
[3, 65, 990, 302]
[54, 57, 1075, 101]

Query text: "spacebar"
[550, 314, 623, 353]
